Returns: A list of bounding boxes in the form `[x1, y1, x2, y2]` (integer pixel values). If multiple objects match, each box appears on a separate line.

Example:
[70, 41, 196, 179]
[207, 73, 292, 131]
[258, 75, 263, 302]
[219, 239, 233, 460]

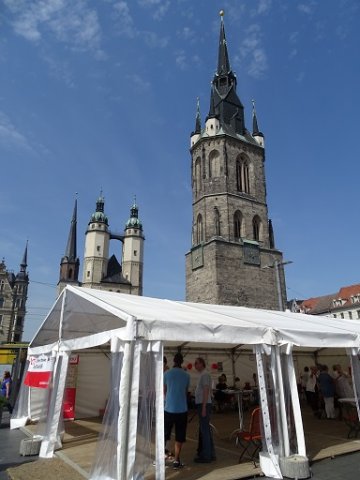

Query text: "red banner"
[24, 354, 55, 389]
[63, 354, 79, 420]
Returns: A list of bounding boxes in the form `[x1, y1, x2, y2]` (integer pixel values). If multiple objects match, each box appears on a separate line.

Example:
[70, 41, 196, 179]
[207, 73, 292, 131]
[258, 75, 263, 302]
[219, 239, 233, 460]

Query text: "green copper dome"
[89, 194, 109, 225]
[125, 201, 142, 230]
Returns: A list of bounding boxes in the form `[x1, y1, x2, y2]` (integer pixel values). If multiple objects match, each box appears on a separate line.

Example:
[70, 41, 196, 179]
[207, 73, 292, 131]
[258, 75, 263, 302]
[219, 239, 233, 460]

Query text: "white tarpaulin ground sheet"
[10, 285, 360, 480]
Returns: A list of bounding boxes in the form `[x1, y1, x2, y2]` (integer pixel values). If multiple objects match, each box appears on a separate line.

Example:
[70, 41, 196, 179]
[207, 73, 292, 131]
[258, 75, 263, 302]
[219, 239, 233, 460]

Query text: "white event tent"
[10, 285, 360, 480]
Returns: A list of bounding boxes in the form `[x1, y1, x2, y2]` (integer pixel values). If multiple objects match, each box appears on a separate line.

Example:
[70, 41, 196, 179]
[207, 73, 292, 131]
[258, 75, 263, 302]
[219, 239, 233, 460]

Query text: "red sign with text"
[24, 354, 55, 389]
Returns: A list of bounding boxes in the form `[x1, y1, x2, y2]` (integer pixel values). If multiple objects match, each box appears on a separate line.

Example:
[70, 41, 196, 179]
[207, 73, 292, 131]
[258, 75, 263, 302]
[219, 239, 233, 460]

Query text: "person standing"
[164, 353, 190, 469]
[194, 357, 215, 463]
[0, 371, 13, 414]
[317, 364, 336, 419]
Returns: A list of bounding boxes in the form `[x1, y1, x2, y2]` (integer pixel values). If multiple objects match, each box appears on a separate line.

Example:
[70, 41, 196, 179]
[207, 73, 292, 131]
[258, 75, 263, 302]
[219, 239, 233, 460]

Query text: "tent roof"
[29, 286, 360, 354]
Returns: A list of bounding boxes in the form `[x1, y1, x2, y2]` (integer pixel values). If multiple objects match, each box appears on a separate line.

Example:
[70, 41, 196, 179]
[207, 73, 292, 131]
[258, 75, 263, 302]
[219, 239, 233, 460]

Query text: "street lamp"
[262, 259, 293, 311]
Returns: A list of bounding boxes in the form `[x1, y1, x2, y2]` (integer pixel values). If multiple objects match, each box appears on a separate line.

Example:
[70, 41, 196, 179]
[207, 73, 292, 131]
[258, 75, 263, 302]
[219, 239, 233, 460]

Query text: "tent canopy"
[29, 285, 360, 354]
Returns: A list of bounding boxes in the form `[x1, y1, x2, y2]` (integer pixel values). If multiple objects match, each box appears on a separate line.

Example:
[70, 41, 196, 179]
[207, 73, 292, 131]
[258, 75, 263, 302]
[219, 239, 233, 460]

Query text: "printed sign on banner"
[24, 354, 55, 389]
[63, 354, 79, 420]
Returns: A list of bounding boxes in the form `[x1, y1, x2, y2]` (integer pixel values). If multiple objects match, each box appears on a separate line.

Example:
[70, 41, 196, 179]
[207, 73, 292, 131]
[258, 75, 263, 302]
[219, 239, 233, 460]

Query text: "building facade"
[294, 283, 360, 320]
[58, 195, 144, 296]
[185, 14, 286, 310]
[0, 244, 29, 342]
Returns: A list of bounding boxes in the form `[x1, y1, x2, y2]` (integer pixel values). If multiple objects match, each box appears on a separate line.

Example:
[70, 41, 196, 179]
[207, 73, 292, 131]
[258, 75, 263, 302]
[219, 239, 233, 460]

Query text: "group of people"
[163, 354, 215, 469]
[300, 363, 353, 419]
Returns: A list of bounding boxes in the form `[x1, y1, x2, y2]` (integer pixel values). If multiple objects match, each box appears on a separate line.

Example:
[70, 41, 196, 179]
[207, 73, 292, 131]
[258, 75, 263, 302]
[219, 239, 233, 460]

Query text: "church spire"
[194, 97, 201, 134]
[206, 10, 245, 136]
[217, 10, 231, 75]
[65, 198, 78, 261]
[58, 197, 80, 292]
[16, 241, 29, 281]
[252, 99, 264, 147]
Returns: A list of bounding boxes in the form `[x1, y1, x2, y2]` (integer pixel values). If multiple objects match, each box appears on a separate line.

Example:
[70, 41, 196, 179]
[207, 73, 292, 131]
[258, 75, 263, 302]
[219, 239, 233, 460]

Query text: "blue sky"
[1, 0, 360, 341]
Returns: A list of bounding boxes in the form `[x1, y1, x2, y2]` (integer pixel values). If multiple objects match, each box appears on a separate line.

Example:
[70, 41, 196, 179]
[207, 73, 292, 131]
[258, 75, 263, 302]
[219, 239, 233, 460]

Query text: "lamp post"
[263, 259, 293, 311]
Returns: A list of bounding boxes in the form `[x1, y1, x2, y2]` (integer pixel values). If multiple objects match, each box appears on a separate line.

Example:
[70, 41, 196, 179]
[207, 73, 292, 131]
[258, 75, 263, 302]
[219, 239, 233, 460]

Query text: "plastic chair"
[236, 407, 262, 464]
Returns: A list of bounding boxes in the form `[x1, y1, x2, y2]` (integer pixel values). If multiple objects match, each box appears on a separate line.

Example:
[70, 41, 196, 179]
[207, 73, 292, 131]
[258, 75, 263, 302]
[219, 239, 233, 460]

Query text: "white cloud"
[178, 26, 194, 41]
[298, 3, 313, 15]
[126, 73, 151, 92]
[235, 24, 268, 79]
[113, 1, 137, 38]
[175, 50, 187, 70]
[137, 0, 170, 20]
[4, 0, 103, 55]
[142, 31, 168, 48]
[251, 0, 271, 16]
[0, 111, 32, 151]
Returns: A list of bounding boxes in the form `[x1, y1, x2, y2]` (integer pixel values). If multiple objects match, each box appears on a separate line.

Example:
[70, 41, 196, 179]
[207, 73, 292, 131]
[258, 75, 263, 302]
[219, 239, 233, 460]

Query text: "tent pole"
[274, 346, 290, 457]
[155, 343, 165, 480]
[256, 345, 282, 478]
[285, 347, 306, 456]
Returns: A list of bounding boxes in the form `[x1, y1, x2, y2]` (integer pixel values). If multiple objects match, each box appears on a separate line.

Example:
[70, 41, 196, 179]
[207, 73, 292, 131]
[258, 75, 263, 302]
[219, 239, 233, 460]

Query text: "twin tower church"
[58, 13, 286, 312]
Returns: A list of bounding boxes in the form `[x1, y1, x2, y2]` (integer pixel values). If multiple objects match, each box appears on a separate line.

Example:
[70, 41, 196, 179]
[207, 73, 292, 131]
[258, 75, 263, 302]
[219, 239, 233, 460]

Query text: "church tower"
[0, 243, 29, 342]
[58, 199, 80, 294]
[185, 12, 287, 310]
[122, 200, 145, 296]
[82, 193, 110, 287]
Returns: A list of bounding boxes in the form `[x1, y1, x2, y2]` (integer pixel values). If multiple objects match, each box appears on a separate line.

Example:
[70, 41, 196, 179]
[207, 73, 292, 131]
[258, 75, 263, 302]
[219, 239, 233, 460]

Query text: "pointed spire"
[16, 241, 28, 281]
[252, 99, 264, 136]
[217, 10, 231, 75]
[207, 87, 216, 119]
[195, 97, 201, 134]
[20, 241, 28, 272]
[65, 198, 78, 260]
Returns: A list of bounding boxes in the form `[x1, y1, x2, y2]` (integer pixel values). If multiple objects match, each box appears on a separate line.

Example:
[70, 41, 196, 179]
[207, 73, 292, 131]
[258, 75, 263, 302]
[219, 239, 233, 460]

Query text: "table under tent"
[10, 285, 360, 480]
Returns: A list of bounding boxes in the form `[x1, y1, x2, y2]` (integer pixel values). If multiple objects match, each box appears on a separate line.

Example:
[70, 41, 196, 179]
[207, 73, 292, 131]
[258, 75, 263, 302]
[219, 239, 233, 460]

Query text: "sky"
[1, 0, 360, 341]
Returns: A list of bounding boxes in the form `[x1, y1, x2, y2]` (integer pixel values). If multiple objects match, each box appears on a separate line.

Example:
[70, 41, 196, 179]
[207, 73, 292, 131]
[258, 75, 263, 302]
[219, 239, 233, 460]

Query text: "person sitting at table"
[233, 377, 241, 390]
[214, 374, 228, 411]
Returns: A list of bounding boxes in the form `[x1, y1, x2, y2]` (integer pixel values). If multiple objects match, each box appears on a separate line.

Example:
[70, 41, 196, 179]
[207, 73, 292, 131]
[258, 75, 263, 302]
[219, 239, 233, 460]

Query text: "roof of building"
[298, 282, 360, 314]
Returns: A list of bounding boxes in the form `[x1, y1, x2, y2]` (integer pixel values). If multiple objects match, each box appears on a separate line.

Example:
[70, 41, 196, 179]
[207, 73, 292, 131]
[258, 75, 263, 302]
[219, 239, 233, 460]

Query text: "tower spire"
[20, 241, 28, 273]
[252, 99, 264, 146]
[65, 198, 78, 261]
[217, 10, 231, 75]
[194, 97, 201, 134]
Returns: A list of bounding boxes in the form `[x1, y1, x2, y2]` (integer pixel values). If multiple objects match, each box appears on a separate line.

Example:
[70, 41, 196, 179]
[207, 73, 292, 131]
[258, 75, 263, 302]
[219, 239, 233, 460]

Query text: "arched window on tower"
[196, 214, 204, 244]
[214, 207, 220, 236]
[195, 157, 202, 194]
[209, 150, 220, 178]
[69, 268, 73, 279]
[252, 215, 262, 242]
[236, 156, 251, 194]
[234, 210, 243, 240]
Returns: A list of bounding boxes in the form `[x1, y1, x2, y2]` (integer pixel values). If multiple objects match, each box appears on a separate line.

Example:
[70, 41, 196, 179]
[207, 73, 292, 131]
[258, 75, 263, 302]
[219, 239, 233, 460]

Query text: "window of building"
[0, 281, 4, 292]
[87, 271, 90, 278]
[196, 214, 204, 244]
[97, 246, 101, 252]
[0, 297, 4, 308]
[214, 207, 220, 236]
[0, 314, 3, 326]
[134, 250, 137, 256]
[236, 156, 250, 194]
[234, 211, 242, 240]
[357, 310, 360, 319]
[340, 312, 344, 319]
[209, 150, 220, 178]
[194, 157, 202, 194]
[349, 311, 353, 319]
[252, 216, 261, 242]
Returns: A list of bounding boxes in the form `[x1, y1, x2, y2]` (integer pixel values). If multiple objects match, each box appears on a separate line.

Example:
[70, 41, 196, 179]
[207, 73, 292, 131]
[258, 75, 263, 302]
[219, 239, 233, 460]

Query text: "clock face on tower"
[191, 245, 204, 270]
[243, 243, 260, 266]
